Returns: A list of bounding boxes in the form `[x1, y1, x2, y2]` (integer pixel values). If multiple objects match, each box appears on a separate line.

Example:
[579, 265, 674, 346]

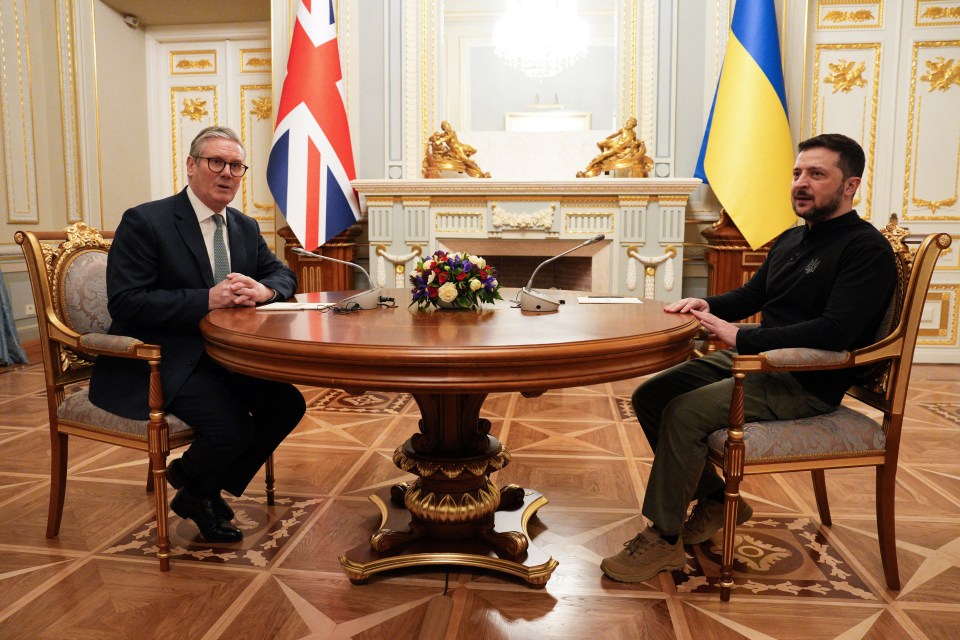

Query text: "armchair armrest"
[48, 321, 162, 361]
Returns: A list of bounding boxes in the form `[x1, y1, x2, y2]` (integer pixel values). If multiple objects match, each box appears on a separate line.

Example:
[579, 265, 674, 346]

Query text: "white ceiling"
[98, 0, 270, 27]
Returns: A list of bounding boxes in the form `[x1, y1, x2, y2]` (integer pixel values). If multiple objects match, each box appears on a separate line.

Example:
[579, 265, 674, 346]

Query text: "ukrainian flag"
[695, 0, 796, 250]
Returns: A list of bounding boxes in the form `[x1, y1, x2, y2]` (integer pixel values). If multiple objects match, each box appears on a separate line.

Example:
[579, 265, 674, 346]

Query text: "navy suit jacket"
[89, 189, 297, 419]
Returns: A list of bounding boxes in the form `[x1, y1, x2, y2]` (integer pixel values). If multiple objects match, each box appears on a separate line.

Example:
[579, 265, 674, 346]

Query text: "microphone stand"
[291, 247, 383, 310]
[519, 234, 605, 312]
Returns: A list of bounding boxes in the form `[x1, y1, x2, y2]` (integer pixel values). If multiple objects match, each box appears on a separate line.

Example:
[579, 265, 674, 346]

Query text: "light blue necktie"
[212, 213, 230, 282]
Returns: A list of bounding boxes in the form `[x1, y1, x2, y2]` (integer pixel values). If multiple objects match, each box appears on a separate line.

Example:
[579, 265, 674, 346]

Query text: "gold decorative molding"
[170, 49, 217, 75]
[240, 47, 271, 73]
[249, 96, 272, 121]
[170, 86, 218, 192]
[903, 41, 960, 220]
[813, 43, 881, 220]
[180, 98, 209, 122]
[918, 285, 959, 344]
[816, 1, 883, 29]
[823, 10, 875, 22]
[824, 59, 868, 93]
[920, 57, 960, 92]
[917, 1, 960, 27]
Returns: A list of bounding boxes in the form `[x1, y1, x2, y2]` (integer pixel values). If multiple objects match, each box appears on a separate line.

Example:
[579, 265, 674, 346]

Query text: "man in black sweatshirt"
[601, 133, 897, 583]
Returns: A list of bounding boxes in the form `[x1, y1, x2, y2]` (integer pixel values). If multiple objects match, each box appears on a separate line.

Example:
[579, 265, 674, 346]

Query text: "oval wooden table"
[201, 288, 698, 586]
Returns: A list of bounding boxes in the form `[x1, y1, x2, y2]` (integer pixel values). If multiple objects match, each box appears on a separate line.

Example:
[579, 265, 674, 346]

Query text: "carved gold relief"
[918, 2, 960, 27]
[816, 1, 883, 29]
[824, 59, 868, 93]
[176, 59, 213, 70]
[250, 96, 272, 121]
[240, 48, 272, 73]
[181, 98, 209, 122]
[823, 10, 875, 22]
[920, 57, 960, 91]
[904, 42, 960, 220]
[918, 286, 959, 344]
[169, 50, 217, 75]
[813, 43, 881, 220]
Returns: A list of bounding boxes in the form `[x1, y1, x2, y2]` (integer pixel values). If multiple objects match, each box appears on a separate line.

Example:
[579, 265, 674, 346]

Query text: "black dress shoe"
[166, 459, 235, 521]
[170, 489, 243, 542]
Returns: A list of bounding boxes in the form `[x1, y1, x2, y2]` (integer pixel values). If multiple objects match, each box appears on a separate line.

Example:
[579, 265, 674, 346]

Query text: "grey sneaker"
[600, 526, 687, 582]
[681, 497, 753, 545]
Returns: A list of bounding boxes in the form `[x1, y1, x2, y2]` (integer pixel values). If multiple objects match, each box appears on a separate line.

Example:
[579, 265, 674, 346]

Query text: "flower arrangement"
[410, 250, 502, 309]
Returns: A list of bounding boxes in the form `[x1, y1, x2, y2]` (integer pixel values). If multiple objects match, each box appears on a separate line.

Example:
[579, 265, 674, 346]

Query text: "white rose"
[427, 271, 436, 284]
[423, 259, 435, 270]
[438, 282, 459, 303]
[473, 257, 486, 270]
[469, 278, 482, 292]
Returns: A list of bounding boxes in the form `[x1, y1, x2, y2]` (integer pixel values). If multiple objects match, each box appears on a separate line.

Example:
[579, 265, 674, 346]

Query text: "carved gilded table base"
[338, 392, 559, 586]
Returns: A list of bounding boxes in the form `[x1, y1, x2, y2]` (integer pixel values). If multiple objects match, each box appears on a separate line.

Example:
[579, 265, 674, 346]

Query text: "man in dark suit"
[90, 126, 306, 542]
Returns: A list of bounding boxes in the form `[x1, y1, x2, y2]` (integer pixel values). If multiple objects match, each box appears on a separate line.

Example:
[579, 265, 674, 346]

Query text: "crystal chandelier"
[492, 0, 590, 80]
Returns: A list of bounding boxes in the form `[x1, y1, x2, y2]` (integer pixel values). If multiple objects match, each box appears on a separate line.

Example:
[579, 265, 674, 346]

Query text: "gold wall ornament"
[181, 98, 209, 122]
[824, 59, 868, 93]
[422, 121, 491, 178]
[920, 57, 960, 91]
[576, 116, 654, 178]
[249, 96, 272, 121]
[823, 10, 875, 23]
[923, 7, 960, 20]
[246, 57, 270, 68]
[175, 59, 213, 70]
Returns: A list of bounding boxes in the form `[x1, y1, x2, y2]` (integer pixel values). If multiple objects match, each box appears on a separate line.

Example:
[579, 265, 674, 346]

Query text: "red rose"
[438, 272, 448, 283]
[428, 286, 438, 298]
[456, 272, 466, 281]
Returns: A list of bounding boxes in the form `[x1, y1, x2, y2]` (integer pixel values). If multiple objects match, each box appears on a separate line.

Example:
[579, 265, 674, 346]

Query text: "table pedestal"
[337, 392, 558, 586]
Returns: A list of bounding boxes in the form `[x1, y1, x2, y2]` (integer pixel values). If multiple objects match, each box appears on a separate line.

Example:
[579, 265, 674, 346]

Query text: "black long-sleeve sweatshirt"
[704, 211, 897, 406]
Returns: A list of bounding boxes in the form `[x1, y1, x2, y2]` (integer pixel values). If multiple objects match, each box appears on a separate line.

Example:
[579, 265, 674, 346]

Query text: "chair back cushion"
[59, 249, 111, 334]
[707, 405, 885, 464]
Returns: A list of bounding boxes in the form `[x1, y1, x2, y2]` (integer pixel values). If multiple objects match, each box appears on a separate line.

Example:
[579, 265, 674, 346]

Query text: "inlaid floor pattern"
[1, 362, 958, 639]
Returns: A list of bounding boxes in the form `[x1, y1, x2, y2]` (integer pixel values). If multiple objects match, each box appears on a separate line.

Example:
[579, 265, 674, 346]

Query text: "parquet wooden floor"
[0, 361, 958, 639]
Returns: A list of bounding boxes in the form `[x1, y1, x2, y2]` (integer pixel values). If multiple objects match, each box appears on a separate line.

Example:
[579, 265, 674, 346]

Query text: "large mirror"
[442, 0, 618, 133]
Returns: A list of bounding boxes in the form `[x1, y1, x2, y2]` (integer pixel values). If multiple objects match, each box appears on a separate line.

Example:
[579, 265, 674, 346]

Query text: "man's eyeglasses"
[196, 156, 249, 177]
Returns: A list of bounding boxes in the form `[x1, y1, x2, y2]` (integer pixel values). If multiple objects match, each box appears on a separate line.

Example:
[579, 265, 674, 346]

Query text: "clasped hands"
[664, 297, 739, 347]
[209, 273, 275, 309]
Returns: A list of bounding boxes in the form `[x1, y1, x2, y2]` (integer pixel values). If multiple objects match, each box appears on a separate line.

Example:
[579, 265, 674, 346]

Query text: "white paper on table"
[576, 297, 643, 304]
[257, 301, 334, 311]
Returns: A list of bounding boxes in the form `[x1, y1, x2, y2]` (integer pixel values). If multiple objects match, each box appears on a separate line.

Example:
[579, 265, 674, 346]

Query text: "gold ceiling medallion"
[923, 7, 960, 20]
[824, 59, 868, 93]
[920, 57, 960, 91]
[250, 96, 272, 121]
[175, 59, 213, 70]
[823, 10, 875, 23]
[181, 98, 209, 122]
[576, 116, 653, 178]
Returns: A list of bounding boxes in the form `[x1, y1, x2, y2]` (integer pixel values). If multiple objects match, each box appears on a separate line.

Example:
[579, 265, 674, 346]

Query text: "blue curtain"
[0, 272, 28, 365]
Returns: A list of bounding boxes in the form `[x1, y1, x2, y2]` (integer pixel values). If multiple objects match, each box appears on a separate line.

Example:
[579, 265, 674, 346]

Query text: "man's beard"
[792, 182, 845, 223]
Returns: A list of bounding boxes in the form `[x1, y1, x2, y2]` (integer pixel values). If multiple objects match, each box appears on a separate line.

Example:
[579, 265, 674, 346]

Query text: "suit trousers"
[633, 349, 833, 535]
[168, 353, 306, 498]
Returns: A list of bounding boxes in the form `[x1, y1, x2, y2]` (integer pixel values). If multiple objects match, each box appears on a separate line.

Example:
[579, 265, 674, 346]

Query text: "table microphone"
[291, 247, 383, 310]
[519, 233, 606, 312]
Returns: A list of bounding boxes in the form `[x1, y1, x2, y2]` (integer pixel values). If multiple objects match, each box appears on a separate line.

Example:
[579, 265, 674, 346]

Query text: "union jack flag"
[267, 0, 359, 251]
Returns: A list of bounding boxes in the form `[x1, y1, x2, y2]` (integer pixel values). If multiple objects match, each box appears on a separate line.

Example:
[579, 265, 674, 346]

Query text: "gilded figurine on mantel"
[576, 116, 654, 178]
[422, 121, 491, 179]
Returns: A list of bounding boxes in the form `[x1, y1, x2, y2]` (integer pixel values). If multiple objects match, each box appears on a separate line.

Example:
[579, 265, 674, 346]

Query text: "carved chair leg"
[265, 454, 275, 506]
[145, 465, 155, 493]
[811, 469, 832, 526]
[719, 484, 743, 602]
[46, 432, 69, 538]
[876, 464, 900, 590]
[149, 452, 171, 571]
